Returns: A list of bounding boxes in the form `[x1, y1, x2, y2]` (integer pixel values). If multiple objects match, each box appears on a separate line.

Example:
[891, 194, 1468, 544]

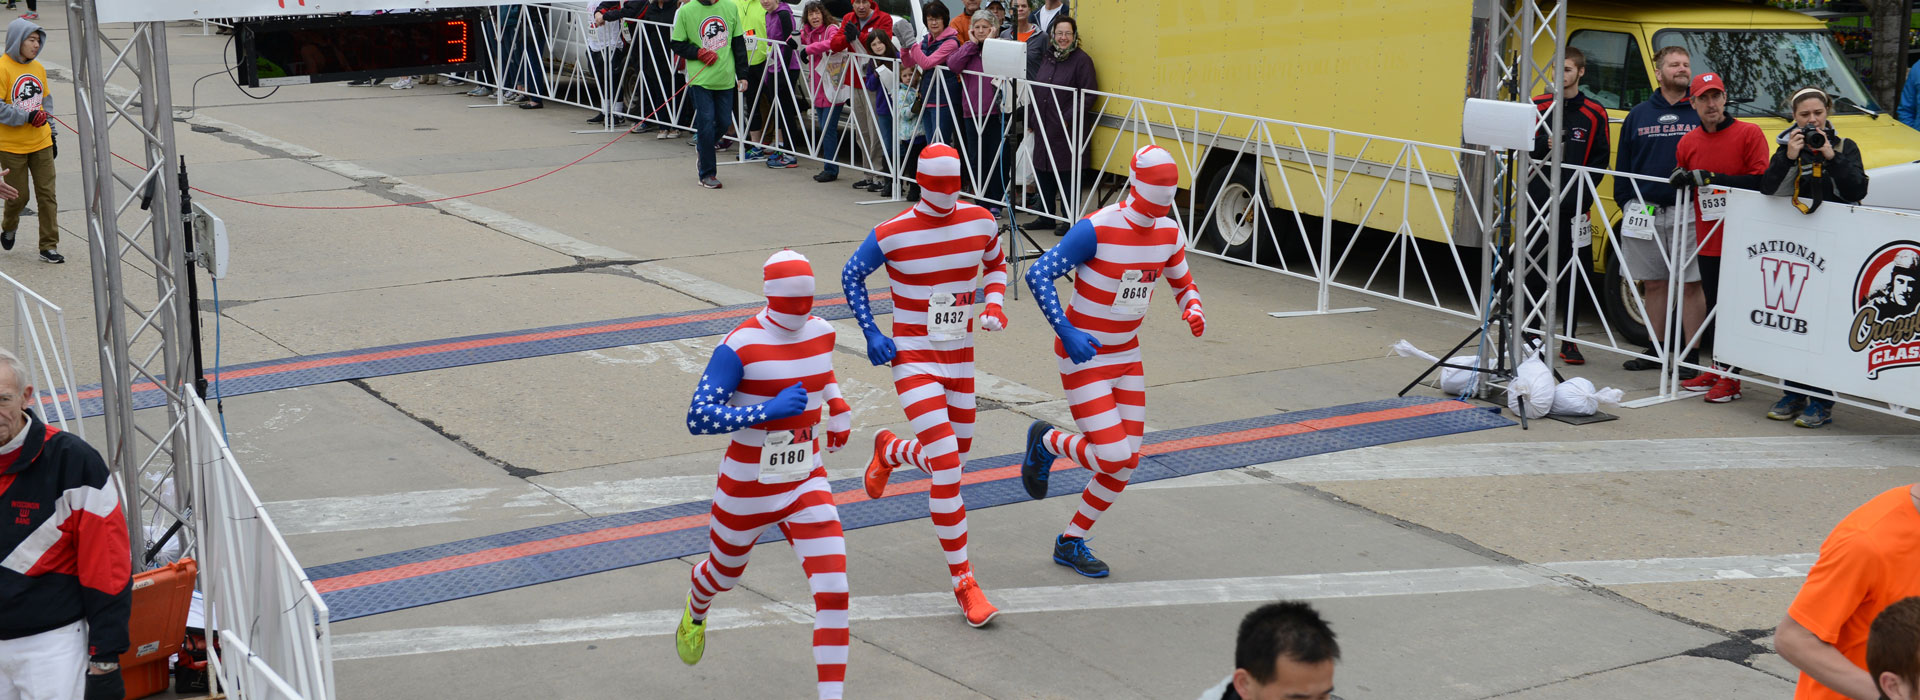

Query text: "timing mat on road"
[308, 396, 1513, 621]
[54, 292, 894, 419]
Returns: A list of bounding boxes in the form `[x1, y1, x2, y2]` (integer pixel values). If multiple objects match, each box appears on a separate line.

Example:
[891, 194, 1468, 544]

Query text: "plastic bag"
[1550, 377, 1625, 417]
[1390, 340, 1487, 396]
[1506, 343, 1556, 419]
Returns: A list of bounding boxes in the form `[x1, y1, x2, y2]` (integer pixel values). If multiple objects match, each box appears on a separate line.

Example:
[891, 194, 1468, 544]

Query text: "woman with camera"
[1757, 86, 1871, 428]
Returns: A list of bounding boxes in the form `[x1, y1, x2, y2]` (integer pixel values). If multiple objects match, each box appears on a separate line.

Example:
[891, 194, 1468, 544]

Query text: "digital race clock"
[236, 9, 490, 87]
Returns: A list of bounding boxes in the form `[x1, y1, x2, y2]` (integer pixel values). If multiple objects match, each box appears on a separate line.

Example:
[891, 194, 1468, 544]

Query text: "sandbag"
[1390, 339, 1487, 395]
[1505, 343, 1556, 419]
[1550, 377, 1625, 417]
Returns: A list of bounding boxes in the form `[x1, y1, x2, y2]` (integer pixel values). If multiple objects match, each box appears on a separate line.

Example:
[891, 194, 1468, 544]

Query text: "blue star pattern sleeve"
[686, 344, 772, 435]
[1024, 218, 1098, 331]
[842, 232, 886, 337]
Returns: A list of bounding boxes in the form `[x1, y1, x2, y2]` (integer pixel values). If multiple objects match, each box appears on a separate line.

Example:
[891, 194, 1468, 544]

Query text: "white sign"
[1715, 190, 1920, 406]
[98, 0, 491, 24]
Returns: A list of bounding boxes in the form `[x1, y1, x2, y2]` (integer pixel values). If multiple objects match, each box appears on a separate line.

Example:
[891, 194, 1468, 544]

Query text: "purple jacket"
[764, 2, 801, 73]
[946, 40, 999, 118]
[1028, 46, 1095, 173]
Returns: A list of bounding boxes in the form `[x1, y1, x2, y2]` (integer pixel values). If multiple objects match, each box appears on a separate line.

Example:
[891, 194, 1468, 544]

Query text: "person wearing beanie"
[1018, 144, 1205, 578]
[842, 144, 1008, 628]
[675, 251, 854, 700]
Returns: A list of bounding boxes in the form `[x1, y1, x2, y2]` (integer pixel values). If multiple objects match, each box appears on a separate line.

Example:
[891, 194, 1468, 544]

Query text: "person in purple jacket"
[763, 0, 803, 168]
[948, 10, 1006, 217]
[1023, 16, 1094, 235]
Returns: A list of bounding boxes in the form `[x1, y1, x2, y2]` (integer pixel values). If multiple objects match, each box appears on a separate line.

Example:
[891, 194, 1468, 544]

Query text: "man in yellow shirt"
[0, 18, 57, 263]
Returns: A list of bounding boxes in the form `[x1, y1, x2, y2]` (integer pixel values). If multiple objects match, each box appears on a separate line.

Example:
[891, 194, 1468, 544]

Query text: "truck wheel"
[1600, 246, 1653, 350]
[1197, 162, 1263, 263]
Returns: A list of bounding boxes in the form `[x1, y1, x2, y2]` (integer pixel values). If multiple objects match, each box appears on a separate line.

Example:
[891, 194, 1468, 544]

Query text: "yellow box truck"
[1069, 0, 1920, 337]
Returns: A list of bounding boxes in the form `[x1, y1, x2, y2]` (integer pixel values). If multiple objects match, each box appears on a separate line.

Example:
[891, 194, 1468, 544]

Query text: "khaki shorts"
[1614, 201, 1700, 283]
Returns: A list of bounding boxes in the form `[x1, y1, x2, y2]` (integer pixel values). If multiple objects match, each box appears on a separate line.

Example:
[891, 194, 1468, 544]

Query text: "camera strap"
[1791, 161, 1824, 215]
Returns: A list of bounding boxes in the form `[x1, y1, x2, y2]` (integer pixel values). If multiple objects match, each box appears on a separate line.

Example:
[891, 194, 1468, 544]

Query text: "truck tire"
[1196, 161, 1264, 263]
[1601, 245, 1653, 350]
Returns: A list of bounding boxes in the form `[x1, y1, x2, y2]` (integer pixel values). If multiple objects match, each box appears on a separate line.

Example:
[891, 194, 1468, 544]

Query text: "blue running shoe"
[1767, 395, 1807, 421]
[1052, 535, 1109, 578]
[1796, 401, 1832, 428]
[743, 146, 767, 160]
[1021, 421, 1055, 499]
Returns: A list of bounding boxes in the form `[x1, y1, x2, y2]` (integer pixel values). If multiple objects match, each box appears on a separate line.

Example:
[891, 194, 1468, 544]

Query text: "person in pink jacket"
[904, 2, 961, 147]
[946, 10, 1005, 216]
[797, 1, 849, 181]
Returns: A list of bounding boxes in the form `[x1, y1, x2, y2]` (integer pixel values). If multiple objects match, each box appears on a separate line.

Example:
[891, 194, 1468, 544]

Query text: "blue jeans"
[815, 105, 843, 176]
[690, 86, 735, 180]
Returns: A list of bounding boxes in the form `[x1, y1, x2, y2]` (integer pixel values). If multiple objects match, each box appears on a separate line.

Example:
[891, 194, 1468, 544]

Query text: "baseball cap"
[1690, 72, 1725, 98]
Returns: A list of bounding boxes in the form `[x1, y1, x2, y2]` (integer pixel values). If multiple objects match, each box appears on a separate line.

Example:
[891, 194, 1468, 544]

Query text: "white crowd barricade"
[189, 388, 334, 700]
[0, 271, 82, 435]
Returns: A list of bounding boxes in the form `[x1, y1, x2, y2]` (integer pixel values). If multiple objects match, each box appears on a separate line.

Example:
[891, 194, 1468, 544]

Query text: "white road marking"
[328, 552, 1817, 661]
[266, 435, 1920, 534]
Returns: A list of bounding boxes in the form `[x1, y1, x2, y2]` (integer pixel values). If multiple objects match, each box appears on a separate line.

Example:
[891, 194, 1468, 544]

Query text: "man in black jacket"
[1526, 47, 1610, 365]
[0, 348, 129, 700]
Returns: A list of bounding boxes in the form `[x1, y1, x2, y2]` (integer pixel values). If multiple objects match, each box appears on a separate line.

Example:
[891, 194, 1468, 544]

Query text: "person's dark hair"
[1563, 46, 1586, 71]
[1235, 601, 1340, 684]
[1870, 597, 1920, 696]
[1049, 15, 1075, 37]
[1653, 45, 1689, 65]
[868, 32, 898, 59]
[804, 2, 827, 26]
[922, 1, 949, 26]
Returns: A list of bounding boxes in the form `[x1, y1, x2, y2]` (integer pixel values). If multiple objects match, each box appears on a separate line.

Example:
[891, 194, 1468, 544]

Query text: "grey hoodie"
[0, 17, 47, 127]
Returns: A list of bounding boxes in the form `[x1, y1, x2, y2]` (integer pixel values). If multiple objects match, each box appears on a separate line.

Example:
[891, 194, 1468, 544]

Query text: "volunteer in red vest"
[0, 348, 130, 700]
[1018, 145, 1204, 578]
[675, 251, 855, 700]
[1669, 71, 1770, 404]
[843, 144, 1007, 627]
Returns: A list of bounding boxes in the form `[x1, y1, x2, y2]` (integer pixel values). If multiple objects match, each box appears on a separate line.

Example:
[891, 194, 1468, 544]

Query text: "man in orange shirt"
[1778, 484, 1920, 700]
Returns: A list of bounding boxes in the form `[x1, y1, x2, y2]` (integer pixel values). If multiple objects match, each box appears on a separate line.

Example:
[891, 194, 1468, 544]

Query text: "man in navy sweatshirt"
[1612, 45, 1703, 378]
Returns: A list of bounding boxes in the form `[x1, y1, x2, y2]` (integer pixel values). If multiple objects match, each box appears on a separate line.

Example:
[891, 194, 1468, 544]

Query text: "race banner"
[97, 0, 504, 24]
[1717, 190, 1920, 406]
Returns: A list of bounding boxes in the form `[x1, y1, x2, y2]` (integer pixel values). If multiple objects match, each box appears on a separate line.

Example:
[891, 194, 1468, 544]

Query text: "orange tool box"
[117, 558, 197, 700]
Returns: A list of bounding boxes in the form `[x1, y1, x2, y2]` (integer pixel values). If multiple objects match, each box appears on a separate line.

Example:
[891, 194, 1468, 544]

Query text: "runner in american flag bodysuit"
[1018, 145, 1204, 578]
[842, 144, 1006, 627]
[676, 250, 854, 700]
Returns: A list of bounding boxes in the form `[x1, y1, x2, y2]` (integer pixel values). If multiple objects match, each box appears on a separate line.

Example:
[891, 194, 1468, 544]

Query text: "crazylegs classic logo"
[1849, 241, 1920, 379]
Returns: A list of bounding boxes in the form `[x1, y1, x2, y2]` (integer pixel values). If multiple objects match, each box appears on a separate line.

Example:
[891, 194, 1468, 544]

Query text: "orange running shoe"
[863, 430, 897, 500]
[953, 574, 999, 628]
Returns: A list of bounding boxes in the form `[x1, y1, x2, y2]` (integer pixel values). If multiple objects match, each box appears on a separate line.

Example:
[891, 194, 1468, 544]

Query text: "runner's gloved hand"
[978, 303, 1007, 332]
[1181, 303, 1205, 337]
[763, 381, 810, 420]
[1056, 324, 1102, 364]
[862, 327, 896, 366]
[825, 400, 851, 452]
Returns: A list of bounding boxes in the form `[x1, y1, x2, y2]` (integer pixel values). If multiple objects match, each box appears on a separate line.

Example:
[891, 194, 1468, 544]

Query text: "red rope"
[52, 75, 695, 211]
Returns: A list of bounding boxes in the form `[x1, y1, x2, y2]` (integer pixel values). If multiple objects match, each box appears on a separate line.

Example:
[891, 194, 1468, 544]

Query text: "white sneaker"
[390, 77, 416, 90]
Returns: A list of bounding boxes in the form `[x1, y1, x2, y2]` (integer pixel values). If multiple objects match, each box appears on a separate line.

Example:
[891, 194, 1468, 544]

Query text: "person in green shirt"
[672, 0, 751, 188]
[736, 0, 773, 159]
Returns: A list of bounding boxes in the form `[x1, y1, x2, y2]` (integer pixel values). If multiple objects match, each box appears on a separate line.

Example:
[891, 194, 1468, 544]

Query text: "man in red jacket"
[1669, 71, 1770, 403]
[0, 348, 129, 700]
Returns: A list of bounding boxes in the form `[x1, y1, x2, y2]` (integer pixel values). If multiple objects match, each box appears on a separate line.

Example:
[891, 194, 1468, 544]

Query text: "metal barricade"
[0, 271, 82, 434]
[189, 389, 334, 700]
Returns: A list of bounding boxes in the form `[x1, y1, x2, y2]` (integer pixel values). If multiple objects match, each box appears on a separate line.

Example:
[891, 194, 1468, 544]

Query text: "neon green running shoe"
[676, 596, 706, 666]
